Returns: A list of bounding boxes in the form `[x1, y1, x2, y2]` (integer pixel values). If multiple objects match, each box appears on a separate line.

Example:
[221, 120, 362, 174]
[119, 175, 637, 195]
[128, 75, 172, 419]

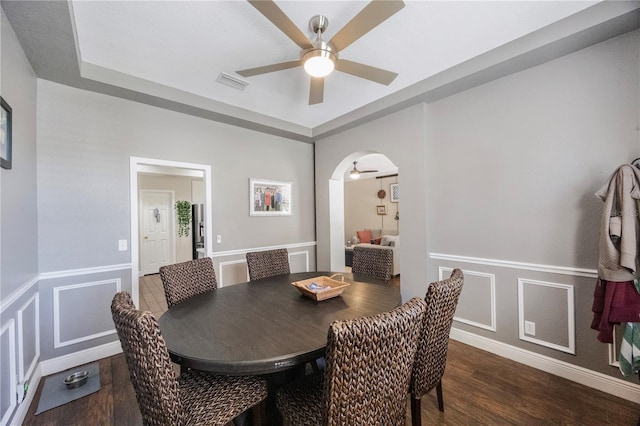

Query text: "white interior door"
[140, 190, 174, 275]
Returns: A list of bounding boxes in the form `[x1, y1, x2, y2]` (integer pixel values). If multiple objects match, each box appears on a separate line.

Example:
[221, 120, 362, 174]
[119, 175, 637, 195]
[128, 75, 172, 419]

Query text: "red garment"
[591, 278, 640, 343]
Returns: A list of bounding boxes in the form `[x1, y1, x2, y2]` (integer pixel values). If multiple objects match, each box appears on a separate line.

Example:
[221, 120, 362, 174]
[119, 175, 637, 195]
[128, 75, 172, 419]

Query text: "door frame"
[139, 189, 176, 275]
[129, 157, 213, 307]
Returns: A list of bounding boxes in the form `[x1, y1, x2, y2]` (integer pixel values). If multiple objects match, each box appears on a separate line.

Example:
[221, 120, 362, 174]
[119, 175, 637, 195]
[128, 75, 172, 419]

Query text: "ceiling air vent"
[216, 72, 250, 91]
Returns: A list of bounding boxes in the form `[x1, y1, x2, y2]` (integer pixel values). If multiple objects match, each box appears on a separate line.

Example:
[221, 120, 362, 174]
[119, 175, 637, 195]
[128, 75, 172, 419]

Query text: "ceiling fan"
[350, 161, 378, 179]
[237, 0, 405, 105]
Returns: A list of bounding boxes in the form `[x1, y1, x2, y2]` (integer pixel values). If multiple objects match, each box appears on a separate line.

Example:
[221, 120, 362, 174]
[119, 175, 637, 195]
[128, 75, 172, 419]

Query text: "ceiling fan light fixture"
[350, 169, 360, 178]
[302, 42, 337, 78]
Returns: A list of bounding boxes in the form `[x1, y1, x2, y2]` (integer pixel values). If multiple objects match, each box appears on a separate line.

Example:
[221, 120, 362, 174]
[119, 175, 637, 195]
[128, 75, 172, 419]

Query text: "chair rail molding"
[0, 274, 39, 313]
[429, 253, 597, 278]
[211, 241, 317, 258]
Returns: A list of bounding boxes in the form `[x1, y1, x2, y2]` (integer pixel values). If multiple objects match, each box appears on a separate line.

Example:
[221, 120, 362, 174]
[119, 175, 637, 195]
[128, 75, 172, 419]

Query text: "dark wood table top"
[158, 271, 401, 375]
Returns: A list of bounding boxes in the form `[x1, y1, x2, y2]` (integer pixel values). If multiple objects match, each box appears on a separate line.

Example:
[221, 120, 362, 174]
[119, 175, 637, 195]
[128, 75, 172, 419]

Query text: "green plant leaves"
[175, 200, 192, 237]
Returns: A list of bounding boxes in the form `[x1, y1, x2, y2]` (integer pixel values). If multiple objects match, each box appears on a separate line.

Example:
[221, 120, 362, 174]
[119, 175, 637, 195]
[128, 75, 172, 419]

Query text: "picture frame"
[390, 183, 399, 203]
[377, 205, 387, 215]
[1, 97, 12, 170]
[249, 178, 292, 216]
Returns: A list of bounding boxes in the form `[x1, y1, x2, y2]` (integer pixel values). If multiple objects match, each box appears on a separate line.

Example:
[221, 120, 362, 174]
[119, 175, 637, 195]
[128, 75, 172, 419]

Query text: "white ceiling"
[70, 0, 599, 130]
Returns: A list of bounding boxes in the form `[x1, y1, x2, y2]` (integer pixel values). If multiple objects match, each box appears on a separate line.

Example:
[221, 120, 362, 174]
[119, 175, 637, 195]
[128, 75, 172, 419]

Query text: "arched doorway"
[328, 152, 398, 272]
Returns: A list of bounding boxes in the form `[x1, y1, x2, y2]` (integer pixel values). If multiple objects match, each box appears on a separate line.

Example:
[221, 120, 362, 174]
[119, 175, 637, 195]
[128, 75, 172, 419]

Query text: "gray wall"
[315, 29, 640, 383]
[1, 9, 38, 296]
[424, 29, 639, 378]
[36, 78, 316, 362]
[0, 9, 39, 425]
[37, 79, 315, 272]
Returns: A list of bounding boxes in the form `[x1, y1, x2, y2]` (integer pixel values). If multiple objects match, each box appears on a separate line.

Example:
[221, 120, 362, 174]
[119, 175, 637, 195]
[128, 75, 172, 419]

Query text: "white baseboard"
[40, 341, 123, 376]
[451, 328, 640, 403]
[9, 368, 42, 426]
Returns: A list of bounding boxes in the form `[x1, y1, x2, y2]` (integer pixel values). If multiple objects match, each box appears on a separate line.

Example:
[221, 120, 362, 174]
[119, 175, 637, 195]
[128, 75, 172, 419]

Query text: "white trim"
[131, 156, 213, 308]
[441, 266, 496, 332]
[9, 367, 42, 426]
[39, 263, 132, 280]
[211, 241, 317, 258]
[0, 320, 17, 426]
[518, 278, 575, 354]
[430, 253, 597, 278]
[40, 341, 123, 376]
[53, 279, 121, 349]
[16, 293, 40, 381]
[451, 328, 640, 403]
[218, 259, 249, 287]
[289, 250, 310, 272]
[0, 275, 39, 313]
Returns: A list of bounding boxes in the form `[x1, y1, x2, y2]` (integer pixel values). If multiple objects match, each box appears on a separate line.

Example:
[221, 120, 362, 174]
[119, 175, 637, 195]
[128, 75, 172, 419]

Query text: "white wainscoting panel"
[440, 266, 496, 332]
[53, 279, 121, 349]
[0, 320, 17, 426]
[517, 278, 575, 354]
[16, 293, 39, 382]
[289, 251, 310, 273]
[218, 260, 250, 287]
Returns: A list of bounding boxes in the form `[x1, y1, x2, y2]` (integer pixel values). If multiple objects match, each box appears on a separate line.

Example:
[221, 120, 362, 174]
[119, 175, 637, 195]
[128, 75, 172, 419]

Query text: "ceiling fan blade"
[248, 0, 313, 49]
[360, 170, 379, 173]
[309, 77, 324, 105]
[328, 0, 405, 52]
[335, 59, 398, 85]
[237, 60, 301, 77]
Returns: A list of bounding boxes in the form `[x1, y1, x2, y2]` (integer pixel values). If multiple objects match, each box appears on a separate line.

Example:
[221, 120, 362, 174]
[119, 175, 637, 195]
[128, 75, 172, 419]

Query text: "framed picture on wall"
[390, 183, 399, 202]
[249, 178, 292, 216]
[377, 205, 387, 215]
[1, 97, 12, 170]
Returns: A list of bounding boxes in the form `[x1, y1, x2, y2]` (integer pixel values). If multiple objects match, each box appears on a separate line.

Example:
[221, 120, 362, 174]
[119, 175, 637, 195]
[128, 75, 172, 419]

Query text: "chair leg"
[436, 380, 444, 412]
[252, 400, 266, 426]
[410, 394, 421, 426]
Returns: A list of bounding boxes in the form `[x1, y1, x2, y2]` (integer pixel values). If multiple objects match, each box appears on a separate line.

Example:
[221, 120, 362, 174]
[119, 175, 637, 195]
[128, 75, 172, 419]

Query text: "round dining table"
[158, 271, 401, 376]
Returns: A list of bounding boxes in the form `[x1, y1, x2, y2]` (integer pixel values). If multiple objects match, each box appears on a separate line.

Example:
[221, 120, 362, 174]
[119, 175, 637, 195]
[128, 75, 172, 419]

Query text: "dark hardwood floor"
[22, 339, 639, 425]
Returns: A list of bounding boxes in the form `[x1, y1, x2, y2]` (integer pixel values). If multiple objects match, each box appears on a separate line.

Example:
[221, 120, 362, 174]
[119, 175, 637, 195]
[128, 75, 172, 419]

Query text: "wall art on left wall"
[1, 96, 12, 170]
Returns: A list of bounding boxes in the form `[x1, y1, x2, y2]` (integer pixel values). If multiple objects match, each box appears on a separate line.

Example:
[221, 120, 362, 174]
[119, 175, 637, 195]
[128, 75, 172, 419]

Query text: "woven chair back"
[322, 297, 427, 425]
[351, 245, 394, 283]
[159, 257, 217, 309]
[111, 291, 186, 425]
[411, 268, 464, 397]
[246, 248, 290, 281]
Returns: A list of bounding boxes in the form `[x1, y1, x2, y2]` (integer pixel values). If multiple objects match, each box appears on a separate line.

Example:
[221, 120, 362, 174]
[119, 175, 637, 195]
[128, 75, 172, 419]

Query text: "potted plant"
[175, 200, 192, 237]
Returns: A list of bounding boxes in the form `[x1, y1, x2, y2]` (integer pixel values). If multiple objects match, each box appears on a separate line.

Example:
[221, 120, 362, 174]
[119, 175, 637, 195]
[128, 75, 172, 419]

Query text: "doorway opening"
[129, 157, 213, 307]
[329, 152, 398, 275]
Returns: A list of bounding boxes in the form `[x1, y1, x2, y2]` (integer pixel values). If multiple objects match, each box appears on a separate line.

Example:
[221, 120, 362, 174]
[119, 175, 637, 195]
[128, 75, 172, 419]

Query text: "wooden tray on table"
[291, 274, 351, 301]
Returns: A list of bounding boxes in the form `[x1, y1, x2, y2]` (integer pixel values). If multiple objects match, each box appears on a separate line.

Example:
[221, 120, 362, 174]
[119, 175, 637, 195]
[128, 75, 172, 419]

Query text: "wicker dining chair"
[159, 257, 217, 309]
[246, 248, 290, 281]
[351, 245, 394, 283]
[410, 268, 464, 426]
[111, 291, 267, 426]
[276, 297, 427, 426]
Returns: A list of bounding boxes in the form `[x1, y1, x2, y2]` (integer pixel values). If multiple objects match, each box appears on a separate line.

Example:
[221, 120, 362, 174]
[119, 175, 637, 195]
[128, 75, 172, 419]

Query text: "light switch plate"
[118, 239, 128, 251]
[216, 235, 222, 243]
